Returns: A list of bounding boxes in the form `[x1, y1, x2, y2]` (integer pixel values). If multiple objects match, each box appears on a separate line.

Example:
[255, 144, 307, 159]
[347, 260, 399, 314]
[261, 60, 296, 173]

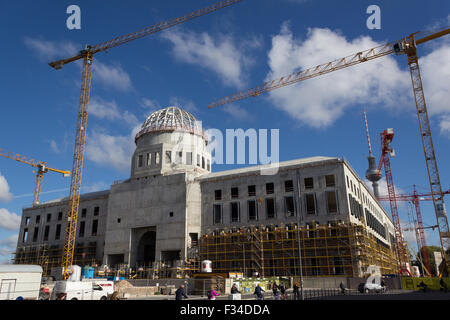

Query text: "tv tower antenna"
[364, 109, 381, 197]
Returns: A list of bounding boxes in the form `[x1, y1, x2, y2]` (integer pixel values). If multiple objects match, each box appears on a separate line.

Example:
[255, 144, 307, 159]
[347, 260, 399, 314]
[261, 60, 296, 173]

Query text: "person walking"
[231, 284, 240, 294]
[293, 283, 300, 300]
[175, 284, 188, 300]
[208, 286, 220, 300]
[254, 283, 265, 300]
[279, 284, 287, 300]
[272, 281, 279, 300]
[339, 282, 346, 295]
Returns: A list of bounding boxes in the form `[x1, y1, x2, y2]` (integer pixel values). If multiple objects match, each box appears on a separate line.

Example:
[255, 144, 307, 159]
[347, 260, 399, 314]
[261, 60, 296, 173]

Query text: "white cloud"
[0, 209, 21, 230]
[85, 126, 140, 173]
[0, 173, 13, 203]
[161, 30, 257, 88]
[89, 97, 139, 127]
[82, 181, 109, 193]
[23, 37, 78, 61]
[49, 140, 60, 153]
[0, 234, 18, 264]
[93, 61, 133, 92]
[222, 104, 250, 120]
[265, 25, 413, 128]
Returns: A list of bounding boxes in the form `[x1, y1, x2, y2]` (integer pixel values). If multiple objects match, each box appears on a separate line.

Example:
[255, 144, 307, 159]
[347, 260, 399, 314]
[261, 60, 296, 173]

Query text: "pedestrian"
[175, 284, 188, 300]
[231, 284, 240, 294]
[293, 283, 300, 300]
[272, 281, 279, 300]
[279, 284, 287, 300]
[339, 282, 346, 294]
[207, 286, 220, 300]
[254, 283, 265, 300]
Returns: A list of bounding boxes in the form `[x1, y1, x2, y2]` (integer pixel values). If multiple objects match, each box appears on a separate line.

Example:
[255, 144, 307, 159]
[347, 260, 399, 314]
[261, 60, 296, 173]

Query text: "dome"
[135, 106, 204, 142]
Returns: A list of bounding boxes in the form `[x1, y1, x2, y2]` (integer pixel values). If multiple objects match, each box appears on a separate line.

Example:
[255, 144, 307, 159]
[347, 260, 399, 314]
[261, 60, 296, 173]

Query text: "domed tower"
[131, 106, 211, 179]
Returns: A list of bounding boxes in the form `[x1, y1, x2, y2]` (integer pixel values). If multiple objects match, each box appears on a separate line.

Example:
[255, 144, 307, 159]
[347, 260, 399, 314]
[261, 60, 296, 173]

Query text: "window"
[175, 151, 182, 164]
[214, 189, 222, 201]
[202, 156, 205, 169]
[248, 200, 258, 221]
[197, 154, 201, 167]
[79, 221, 85, 237]
[43, 226, 50, 241]
[346, 176, 349, 188]
[36, 215, 40, 224]
[58, 212, 63, 221]
[186, 152, 193, 165]
[55, 224, 61, 240]
[304, 177, 314, 189]
[266, 182, 274, 195]
[266, 198, 276, 219]
[305, 194, 316, 215]
[138, 154, 143, 167]
[230, 202, 240, 222]
[91, 220, 98, 236]
[33, 227, 39, 242]
[146, 153, 152, 166]
[155, 152, 160, 164]
[326, 191, 338, 213]
[165, 151, 172, 163]
[325, 175, 335, 187]
[22, 229, 28, 242]
[81, 208, 87, 218]
[248, 185, 256, 197]
[25, 217, 30, 226]
[213, 204, 222, 224]
[94, 206, 100, 216]
[207, 159, 211, 171]
[46, 214, 51, 222]
[285, 196, 295, 217]
[117, 218, 121, 223]
[169, 212, 174, 217]
[231, 187, 239, 199]
[285, 180, 294, 192]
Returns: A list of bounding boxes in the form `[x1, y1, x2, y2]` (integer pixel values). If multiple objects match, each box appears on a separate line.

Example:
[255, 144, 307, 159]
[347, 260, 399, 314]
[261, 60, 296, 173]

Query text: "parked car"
[359, 281, 386, 293]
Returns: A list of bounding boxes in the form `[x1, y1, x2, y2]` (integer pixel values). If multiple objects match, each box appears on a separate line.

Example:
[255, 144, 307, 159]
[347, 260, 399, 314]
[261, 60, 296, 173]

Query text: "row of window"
[213, 175, 335, 202]
[365, 208, 386, 239]
[24, 207, 100, 226]
[348, 194, 363, 221]
[212, 191, 338, 224]
[346, 174, 381, 219]
[22, 219, 99, 243]
[137, 150, 211, 171]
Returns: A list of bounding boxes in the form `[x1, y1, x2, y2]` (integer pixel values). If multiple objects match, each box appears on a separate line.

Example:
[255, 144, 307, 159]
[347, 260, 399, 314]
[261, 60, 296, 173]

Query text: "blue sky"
[0, 0, 449, 263]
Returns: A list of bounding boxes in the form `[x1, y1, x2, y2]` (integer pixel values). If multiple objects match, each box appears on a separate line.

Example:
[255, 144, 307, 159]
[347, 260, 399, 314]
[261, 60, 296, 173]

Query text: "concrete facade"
[15, 106, 396, 272]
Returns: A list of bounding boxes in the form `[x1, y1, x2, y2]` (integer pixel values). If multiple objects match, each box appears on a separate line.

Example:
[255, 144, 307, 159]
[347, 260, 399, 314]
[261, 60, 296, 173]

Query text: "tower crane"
[378, 187, 450, 276]
[208, 27, 450, 275]
[48, 0, 243, 280]
[0, 148, 70, 206]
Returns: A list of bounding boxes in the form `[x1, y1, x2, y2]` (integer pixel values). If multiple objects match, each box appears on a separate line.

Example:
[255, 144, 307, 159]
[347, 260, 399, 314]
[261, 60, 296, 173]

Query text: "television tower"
[364, 109, 381, 197]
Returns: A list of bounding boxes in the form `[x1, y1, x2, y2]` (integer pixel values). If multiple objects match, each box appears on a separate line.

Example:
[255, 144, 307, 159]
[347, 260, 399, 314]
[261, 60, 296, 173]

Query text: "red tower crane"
[378, 186, 450, 276]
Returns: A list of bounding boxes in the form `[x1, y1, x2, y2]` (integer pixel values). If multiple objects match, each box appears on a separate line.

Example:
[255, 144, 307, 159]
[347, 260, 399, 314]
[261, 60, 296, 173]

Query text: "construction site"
[1, 0, 450, 301]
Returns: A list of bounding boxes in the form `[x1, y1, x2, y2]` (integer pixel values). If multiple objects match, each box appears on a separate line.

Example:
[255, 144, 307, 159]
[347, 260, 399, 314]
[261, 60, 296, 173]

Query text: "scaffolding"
[199, 222, 398, 278]
[13, 242, 99, 276]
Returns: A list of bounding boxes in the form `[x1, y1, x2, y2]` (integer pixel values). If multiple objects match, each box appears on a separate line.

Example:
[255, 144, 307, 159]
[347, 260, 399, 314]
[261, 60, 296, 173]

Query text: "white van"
[0, 265, 43, 300]
[81, 279, 115, 296]
[50, 280, 109, 300]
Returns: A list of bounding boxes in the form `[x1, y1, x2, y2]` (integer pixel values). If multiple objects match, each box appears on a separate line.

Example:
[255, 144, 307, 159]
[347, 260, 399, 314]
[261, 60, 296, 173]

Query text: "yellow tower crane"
[208, 27, 450, 276]
[0, 148, 70, 206]
[48, 0, 243, 280]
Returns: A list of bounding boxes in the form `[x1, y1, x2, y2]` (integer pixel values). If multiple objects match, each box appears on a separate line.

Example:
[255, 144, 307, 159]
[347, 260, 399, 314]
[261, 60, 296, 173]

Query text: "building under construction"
[199, 223, 398, 278]
[14, 106, 399, 278]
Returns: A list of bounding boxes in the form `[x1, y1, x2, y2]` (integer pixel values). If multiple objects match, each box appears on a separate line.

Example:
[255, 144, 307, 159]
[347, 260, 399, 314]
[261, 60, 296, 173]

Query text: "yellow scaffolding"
[199, 222, 398, 277]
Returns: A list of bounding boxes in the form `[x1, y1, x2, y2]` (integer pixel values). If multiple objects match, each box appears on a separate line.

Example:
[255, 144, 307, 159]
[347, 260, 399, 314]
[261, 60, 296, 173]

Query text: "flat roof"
[0, 264, 43, 273]
[198, 156, 339, 182]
